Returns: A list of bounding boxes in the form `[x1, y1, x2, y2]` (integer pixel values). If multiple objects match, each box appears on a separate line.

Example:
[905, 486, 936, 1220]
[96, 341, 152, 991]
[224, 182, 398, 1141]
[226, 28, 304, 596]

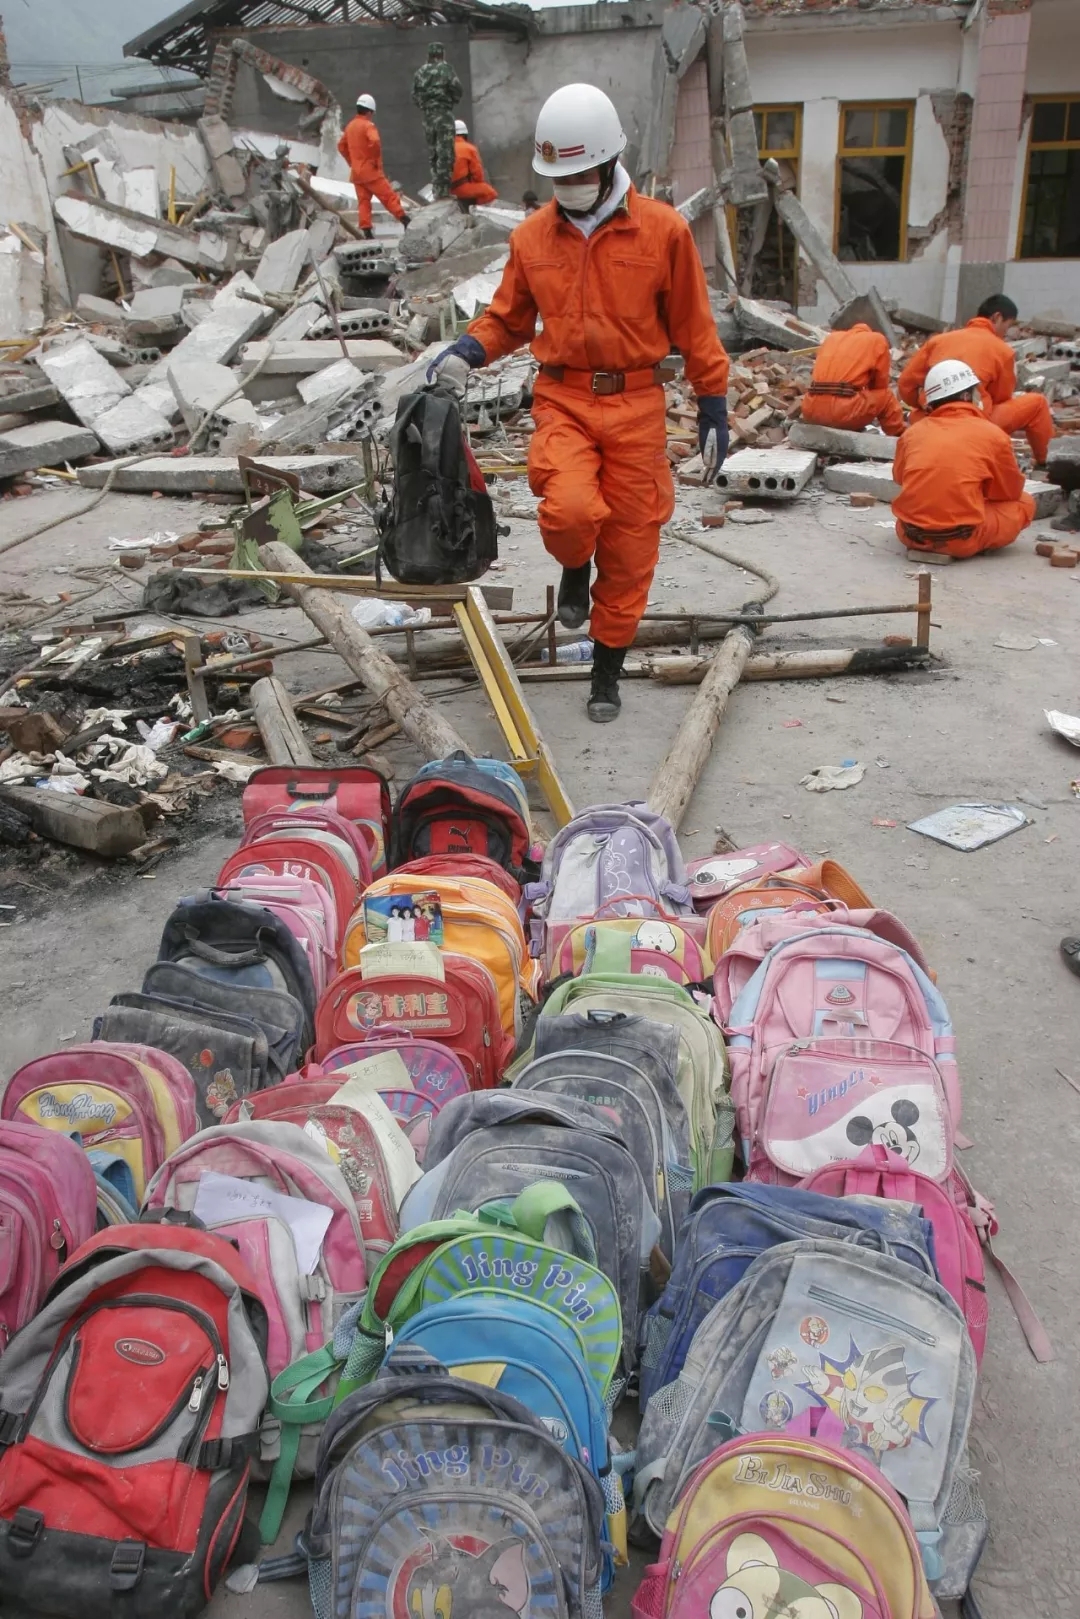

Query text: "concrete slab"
[735, 296, 828, 352]
[76, 293, 125, 324]
[823, 461, 900, 500]
[238, 340, 403, 376]
[134, 275, 274, 422]
[788, 420, 898, 462]
[297, 359, 370, 407]
[130, 286, 187, 321]
[167, 360, 259, 432]
[712, 447, 817, 500]
[1026, 480, 1063, 519]
[309, 308, 393, 340]
[0, 374, 60, 415]
[92, 397, 175, 455]
[1046, 435, 1080, 492]
[37, 337, 129, 428]
[76, 453, 367, 494]
[54, 193, 233, 275]
[0, 420, 99, 478]
[254, 229, 311, 298]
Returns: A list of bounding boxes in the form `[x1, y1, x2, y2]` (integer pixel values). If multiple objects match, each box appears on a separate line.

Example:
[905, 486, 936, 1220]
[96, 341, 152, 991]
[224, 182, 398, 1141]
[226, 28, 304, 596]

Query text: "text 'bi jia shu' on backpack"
[306, 1347, 606, 1619]
[0, 1223, 269, 1619]
[378, 387, 498, 585]
[394, 752, 533, 875]
[632, 1427, 936, 1619]
[634, 1237, 984, 1601]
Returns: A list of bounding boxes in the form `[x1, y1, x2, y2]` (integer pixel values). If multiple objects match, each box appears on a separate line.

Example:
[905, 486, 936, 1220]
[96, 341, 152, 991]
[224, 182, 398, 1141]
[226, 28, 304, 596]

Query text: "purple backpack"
[526, 804, 695, 950]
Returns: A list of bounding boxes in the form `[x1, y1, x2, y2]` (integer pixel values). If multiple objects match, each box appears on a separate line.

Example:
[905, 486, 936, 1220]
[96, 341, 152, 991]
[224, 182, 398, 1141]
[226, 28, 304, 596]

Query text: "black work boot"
[587, 641, 626, 723]
[557, 561, 591, 629]
[361, 227, 374, 240]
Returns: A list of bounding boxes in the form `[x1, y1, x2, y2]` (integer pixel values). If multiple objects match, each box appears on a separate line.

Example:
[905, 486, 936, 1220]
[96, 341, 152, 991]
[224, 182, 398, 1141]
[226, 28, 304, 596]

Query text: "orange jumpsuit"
[801, 323, 903, 436]
[898, 317, 1054, 463]
[451, 137, 497, 207]
[337, 115, 406, 230]
[892, 400, 1035, 559]
[468, 189, 729, 647]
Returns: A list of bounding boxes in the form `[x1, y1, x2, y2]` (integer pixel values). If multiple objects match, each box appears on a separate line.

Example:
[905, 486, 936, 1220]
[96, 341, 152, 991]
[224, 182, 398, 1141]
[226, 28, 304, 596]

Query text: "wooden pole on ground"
[646, 624, 756, 831]
[647, 642, 931, 684]
[251, 676, 316, 766]
[258, 540, 470, 760]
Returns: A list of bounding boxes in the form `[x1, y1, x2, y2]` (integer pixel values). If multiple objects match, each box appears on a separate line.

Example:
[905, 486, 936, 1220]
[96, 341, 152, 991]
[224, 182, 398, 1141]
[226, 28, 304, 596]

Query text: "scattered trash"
[1045, 710, 1080, 747]
[994, 633, 1039, 651]
[800, 762, 865, 792]
[907, 803, 1030, 851]
[726, 508, 774, 525]
[782, 719, 802, 728]
[351, 600, 434, 630]
[212, 758, 260, 784]
[872, 817, 898, 828]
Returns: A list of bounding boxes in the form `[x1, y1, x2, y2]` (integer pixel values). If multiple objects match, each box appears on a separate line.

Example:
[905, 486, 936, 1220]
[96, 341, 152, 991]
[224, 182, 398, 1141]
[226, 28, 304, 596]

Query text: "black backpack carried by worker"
[377, 387, 497, 584]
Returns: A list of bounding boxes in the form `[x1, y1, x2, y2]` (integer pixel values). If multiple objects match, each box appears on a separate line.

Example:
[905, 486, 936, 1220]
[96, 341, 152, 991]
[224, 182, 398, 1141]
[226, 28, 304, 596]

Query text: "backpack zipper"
[806, 1282, 939, 1345]
[0, 1178, 46, 1333]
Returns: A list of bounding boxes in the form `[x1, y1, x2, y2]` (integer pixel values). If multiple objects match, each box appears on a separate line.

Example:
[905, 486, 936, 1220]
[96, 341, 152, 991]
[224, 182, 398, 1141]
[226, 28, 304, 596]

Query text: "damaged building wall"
[471, 4, 659, 202]
[0, 89, 68, 323]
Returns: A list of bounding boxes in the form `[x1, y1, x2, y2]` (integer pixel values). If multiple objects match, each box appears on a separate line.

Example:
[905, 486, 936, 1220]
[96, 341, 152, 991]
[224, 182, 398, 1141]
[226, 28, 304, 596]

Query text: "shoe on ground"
[587, 641, 626, 723]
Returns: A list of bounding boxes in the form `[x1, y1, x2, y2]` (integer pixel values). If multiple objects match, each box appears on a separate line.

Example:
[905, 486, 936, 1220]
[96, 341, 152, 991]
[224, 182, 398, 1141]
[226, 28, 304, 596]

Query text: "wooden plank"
[259, 541, 470, 761]
[647, 625, 756, 831]
[179, 568, 514, 610]
[250, 677, 316, 766]
[0, 784, 146, 857]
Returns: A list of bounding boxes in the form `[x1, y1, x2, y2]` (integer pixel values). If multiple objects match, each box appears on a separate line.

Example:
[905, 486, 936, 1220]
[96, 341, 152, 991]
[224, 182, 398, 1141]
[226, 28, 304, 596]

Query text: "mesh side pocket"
[943, 1465, 987, 1527]
[584, 1580, 606, 1619]
[647, 1374, 696, 1431]
[668, 1161, 694, 1193]
[640, 1309, 673, 1374]
[342, 1327, 385, 1387]
[309, 1556, 333, 1619]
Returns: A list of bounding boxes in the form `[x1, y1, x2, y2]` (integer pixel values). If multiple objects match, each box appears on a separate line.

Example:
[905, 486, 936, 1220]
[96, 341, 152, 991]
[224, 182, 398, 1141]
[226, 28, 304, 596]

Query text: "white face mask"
[554, 178, 601, 214]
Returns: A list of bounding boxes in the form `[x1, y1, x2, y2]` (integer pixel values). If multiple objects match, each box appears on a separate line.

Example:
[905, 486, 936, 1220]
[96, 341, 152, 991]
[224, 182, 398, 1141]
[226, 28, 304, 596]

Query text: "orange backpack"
[705, 860, 873, 960]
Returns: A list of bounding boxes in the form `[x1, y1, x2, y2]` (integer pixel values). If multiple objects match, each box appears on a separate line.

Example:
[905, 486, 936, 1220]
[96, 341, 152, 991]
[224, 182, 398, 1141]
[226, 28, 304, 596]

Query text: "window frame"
[834, 99, 915, 263]
[1017, 93, 1080, 261]
[754, 103, 803, 165]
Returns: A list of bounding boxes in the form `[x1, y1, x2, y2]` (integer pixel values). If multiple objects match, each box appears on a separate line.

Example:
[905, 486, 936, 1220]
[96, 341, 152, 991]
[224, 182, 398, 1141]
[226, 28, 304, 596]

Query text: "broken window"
[836, 102, 912, 263]
[734, 105, 802, 303]
[1020, 98, 1080, 258]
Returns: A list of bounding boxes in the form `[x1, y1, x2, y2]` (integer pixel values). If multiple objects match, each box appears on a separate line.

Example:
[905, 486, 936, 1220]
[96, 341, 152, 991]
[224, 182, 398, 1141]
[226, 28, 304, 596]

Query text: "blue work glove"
[698, 395, 729, 484]
[426, 333, 487, 395]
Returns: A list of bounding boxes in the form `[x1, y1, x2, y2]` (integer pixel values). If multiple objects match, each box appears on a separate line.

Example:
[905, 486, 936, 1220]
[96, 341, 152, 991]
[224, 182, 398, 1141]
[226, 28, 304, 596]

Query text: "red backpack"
[0, 1224, 270, 1617]
[242, 764, 392, 876]
[315, 957, 506, 1088]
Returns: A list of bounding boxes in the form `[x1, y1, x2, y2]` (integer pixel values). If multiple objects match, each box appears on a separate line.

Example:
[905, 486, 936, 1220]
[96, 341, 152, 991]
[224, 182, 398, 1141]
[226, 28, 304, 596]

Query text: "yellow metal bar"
[452, 602, 530, 761]
[464, 587, 576, 827]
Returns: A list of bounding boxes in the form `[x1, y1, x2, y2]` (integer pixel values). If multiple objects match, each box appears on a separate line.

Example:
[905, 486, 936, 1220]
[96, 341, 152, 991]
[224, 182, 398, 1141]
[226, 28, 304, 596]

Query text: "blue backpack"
[638, 1180, 936, 1409]
[388, 1293, 626, 1580]
[393, 751, 533, 872]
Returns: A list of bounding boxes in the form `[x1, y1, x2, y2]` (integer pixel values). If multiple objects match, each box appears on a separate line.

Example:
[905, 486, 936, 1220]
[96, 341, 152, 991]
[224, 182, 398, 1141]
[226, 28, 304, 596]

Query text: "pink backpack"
[713, 905, 933, 1023]
[724, 923, 958, 1168]
[216, 870, 339, 996]
[142, 1120, 367, 1376]
[685, 840, 811, 911]
[0, 1120, 98, 1350]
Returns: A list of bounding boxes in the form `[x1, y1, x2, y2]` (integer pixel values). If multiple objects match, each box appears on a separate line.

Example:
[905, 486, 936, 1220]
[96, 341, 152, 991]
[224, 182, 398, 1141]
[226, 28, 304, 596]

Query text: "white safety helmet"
[356, 93, 376, 112]
[455, 119, 469, 137]
[532, 83, 627, 178]
[923, 359, 980, 407]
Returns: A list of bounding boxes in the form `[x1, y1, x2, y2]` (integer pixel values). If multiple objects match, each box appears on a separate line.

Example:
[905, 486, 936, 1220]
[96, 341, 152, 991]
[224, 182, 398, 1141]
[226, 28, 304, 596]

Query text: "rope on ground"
[678, 530, 781, 606]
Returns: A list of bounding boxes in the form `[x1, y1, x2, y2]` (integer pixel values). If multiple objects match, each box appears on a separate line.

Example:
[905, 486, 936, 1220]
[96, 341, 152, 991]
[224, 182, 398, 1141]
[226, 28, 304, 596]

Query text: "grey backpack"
[633, 1237, 984, 1602]
[305, 1347, 606, 1619]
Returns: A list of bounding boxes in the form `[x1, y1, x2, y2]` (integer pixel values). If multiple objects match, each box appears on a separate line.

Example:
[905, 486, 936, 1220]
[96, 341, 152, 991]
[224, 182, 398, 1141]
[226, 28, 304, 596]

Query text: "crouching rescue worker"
[899, 294, 1055, 465]
[338, 94, 409, 238]
[801, 321, 903, 437]
[427, 83, 730, 723]
[451, 120, 498, 208]
[892, 360, 1035, 560]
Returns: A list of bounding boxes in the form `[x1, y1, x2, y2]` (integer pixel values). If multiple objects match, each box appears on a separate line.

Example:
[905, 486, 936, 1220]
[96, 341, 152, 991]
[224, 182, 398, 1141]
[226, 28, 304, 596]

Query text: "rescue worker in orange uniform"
[801, 321, 903, 436]
[337, 94, 409, 238]
[451, 119, 498, 209]
[427, 83, 730, 723]
[898, 294, 1055, 465]
[892, 359, 1035, 560]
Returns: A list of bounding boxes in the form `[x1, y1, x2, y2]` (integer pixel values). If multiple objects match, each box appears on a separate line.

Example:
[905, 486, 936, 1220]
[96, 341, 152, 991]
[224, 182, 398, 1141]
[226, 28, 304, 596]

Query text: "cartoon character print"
[766, 1345, 799, 1380]
[205, 1070, 238, 1118]
[631, 920, 679, 955]
[404, 1536, 529, 1619]
[845, 1098, 921, 1165]
[759, 1391, 794, 1428]
[710, 1533, 862, 1619]
[802, 1339, 933, 1462]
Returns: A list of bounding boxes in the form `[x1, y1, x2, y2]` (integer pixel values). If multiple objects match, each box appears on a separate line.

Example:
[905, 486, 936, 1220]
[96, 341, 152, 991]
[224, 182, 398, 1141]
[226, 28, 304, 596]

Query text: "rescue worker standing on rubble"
[898, 294, 1056, 466]
[412, 42, 463, 200]
[427, 83, 730, 723]
[338, 94, 409, 238]
[892, 359, 1035, 560]
[451, 119, 498, 209]
[801, 321, 903, 437]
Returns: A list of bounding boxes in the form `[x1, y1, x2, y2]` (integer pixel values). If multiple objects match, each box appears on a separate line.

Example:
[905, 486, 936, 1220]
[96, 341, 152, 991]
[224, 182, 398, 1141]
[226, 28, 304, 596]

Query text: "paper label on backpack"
[364, 891, 445, 947]
[331, 1049, 414, 1094]
[329, 1078, 422, 1204]
[193, 1170, 332, 1274]
[360, 940, 445, 980]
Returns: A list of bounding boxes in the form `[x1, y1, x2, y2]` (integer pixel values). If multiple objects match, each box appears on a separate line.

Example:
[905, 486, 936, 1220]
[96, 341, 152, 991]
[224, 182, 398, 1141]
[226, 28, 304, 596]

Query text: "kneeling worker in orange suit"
[892, 360, 1035, 560]
[338, 94, 409, 238]
[898, 294, 1055, 465]
[451, 119, 497, 208]
[426, 83, 730, 723]
[801, 322, 903, 437]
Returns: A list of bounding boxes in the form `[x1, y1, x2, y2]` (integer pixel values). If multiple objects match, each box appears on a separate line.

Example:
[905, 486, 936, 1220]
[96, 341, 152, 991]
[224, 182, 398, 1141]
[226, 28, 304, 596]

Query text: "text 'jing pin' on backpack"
[378, 388, 497, 585]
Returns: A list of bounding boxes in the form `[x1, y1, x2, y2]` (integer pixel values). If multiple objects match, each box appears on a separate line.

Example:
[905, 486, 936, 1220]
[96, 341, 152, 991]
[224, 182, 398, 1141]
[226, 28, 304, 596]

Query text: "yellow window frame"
[754, 104, 802, 164]
[835, 100, 914, 262]
[1016, 94, 1080, 260]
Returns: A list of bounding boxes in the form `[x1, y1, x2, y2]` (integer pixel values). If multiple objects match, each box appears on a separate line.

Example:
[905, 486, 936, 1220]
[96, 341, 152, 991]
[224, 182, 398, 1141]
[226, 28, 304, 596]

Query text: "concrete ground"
[1, 464, 1078, 1618]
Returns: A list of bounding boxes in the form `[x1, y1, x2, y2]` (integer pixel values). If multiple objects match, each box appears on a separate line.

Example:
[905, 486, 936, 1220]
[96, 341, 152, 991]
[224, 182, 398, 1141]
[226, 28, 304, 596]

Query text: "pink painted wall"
[962, 6, 1032, 263]
[670, 56, 715, 272]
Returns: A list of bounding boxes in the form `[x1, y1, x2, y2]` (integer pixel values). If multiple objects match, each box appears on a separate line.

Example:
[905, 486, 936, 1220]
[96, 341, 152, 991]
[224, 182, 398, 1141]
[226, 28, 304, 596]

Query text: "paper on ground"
[193, 1169, 332, 1273]
[329, 1078, 422, 1204]
[1046, 710, 1080, 747]
[360, 940, 444, 980]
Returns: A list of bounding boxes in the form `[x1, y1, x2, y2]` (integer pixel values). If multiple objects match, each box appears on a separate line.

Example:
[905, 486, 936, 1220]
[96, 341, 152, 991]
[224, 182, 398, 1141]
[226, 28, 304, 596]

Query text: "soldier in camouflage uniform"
[411, 41, 463, 200]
